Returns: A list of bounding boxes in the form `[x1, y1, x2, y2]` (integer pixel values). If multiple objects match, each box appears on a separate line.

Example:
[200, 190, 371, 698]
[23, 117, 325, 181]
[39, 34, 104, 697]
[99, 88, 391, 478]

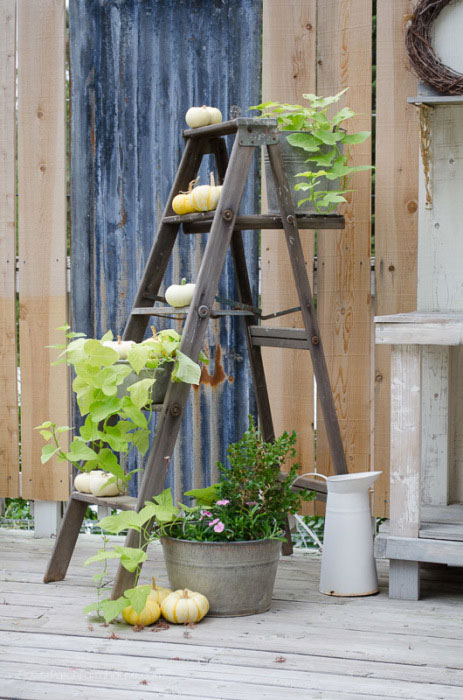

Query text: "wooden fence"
[0, 0, 418, 517]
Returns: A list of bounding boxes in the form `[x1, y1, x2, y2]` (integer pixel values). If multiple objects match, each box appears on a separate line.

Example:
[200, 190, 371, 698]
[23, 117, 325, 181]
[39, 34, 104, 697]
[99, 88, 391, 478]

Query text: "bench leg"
[43, 497, 87, 583]
[389, 559, 420, 600]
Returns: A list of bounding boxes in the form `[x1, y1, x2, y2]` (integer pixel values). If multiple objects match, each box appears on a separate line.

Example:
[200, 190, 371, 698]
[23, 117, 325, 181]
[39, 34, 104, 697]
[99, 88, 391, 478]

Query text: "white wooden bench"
[375, 312, 463, 599]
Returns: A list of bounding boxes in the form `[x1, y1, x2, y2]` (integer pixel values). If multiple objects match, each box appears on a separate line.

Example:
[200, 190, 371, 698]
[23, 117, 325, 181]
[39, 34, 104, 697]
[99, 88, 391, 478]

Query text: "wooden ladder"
[44, 117, 348, 597]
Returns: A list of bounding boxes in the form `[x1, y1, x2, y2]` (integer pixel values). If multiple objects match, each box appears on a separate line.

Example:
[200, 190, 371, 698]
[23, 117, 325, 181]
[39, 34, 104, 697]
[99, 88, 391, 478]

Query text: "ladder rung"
[249, 326, 309, 349]
[131, 306, 255, 318]
[163, 212, 345, 232]
[72, 491, 138, 511]
[278, 472, 327, 501]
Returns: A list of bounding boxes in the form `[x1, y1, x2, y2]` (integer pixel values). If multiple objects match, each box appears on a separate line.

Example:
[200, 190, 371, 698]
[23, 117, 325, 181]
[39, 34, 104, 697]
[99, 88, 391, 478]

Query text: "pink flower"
[200, 510, 212, 520]
[208, 518, 225, 533]
[246, 501, 258, 506]
[216, 499, 230, 506]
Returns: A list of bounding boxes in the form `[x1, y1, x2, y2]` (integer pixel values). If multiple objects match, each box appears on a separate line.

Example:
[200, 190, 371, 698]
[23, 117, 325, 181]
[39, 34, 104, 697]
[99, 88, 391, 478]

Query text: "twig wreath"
[406, 0, 463, 95]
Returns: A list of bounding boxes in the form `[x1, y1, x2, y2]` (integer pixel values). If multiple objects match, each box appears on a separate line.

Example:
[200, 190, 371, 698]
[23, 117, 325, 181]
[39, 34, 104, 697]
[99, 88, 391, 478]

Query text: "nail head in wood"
[198, 305, 209, 318]
[287, 214, 295, 225]
[311, 335, 319, 345]
[170, 403, 182, 417]
[222, 209, 233, 221]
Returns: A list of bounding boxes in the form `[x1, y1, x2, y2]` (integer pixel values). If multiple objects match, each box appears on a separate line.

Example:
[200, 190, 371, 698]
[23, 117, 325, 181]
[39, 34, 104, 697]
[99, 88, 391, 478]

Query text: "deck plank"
[1, 530, 463, 698]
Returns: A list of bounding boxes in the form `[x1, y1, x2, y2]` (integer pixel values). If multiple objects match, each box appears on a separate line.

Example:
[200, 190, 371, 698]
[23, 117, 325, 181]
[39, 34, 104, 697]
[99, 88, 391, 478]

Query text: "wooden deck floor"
[1, 529, 463, 699]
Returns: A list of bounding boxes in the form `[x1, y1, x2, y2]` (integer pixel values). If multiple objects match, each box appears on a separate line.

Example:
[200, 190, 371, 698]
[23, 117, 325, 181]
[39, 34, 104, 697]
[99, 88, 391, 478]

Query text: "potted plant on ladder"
[250, 89, 371, 214]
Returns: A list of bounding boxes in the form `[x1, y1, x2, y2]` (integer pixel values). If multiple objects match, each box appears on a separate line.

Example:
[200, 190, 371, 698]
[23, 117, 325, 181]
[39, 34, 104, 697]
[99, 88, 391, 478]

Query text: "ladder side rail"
[213, 137, 294, 553]
[112, 138, 256, 598]
[212, 137, 275, 443]
[123, 137, 206, 341]
[43, 497, 88, 583]
[266, 142, 348, 476]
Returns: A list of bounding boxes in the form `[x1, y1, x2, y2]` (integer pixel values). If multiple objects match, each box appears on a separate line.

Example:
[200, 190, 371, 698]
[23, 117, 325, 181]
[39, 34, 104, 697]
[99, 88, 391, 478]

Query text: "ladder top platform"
[165, 212, 345, 232]
[182, 117, 278, 139]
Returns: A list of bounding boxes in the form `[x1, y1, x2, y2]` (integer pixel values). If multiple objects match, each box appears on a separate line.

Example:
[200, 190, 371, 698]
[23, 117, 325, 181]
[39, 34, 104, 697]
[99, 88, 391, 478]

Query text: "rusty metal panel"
[70, 0, 262, 499]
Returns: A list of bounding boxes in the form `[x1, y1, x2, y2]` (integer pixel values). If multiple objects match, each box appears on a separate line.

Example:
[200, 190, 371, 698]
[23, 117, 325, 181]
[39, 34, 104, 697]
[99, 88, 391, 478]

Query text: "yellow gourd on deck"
[122, 598, 161, 627]
[161, 588, 209, 624]
[147, 577, 172, 606]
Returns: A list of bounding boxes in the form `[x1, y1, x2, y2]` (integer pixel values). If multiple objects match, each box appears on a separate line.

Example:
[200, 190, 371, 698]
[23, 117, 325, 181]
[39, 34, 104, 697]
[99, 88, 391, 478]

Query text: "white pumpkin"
[185, 105, 222, 129]
[73, 471, 96, 494]
[89, 471, 123, 497]
[190, 185, 217, 212]
[189, 172, 222, 212]
[185, 105, 211, 128]
[206, 106, 222, 124]
[165, 278, 196, 308]
[161, 588, 209, 624]
[102, 336, 135, 360]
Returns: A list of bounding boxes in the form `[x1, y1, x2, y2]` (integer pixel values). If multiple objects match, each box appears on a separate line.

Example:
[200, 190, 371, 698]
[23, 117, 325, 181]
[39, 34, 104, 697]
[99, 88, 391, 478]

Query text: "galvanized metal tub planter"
[116, 361, 174, 404]
[161, 536, 282, 617]
[263, 130, 340, 214]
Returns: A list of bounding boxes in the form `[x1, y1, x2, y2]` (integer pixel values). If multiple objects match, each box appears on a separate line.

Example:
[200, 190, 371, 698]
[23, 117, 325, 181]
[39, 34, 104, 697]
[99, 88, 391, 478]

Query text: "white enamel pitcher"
[306, 470, 382, 596]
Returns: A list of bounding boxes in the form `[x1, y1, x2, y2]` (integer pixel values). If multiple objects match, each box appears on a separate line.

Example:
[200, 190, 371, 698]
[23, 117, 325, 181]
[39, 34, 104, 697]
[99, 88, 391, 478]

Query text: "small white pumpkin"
[206, 106, 222, 124]
[185, 105, 222, 129]
[185, 105, 211, 128]
[89, 471, 123, 498]
[161, 588, 209, 624]
[73, 471, 97, 494]
[165, 278, 196, 308]
[189, 172, 222, 212]
[102, 336, 135, 360]
[190, 184, 217, 212]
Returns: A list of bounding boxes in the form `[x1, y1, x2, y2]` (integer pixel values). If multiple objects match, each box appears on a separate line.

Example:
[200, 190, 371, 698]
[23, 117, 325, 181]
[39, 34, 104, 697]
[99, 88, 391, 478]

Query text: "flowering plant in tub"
[84, 417, 314, 621]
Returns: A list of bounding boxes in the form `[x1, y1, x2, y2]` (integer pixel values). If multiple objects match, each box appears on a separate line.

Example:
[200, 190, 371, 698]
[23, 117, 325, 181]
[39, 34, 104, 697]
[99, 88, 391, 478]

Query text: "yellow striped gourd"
[161, 588, 209, 624]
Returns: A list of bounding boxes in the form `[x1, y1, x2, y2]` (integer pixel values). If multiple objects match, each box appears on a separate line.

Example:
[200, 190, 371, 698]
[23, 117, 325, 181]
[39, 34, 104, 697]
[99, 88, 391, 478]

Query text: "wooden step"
[72, 476, 325, 516]
[249, 326, 309, 349]
[71, 491, 137, 511]
[163, 212, 345, 233]
[131, 306, 254, 318]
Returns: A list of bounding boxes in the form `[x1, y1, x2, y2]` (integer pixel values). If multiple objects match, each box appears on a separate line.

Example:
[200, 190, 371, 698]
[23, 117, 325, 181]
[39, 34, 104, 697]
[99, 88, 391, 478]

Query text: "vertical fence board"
[316, 0, 372, 486]
[374, 0, 418, 516]
[18, 0, 69, 501]
[261, 0, 317, 509]
[0, 1, 19, 497]
[70, 0, 261, 501]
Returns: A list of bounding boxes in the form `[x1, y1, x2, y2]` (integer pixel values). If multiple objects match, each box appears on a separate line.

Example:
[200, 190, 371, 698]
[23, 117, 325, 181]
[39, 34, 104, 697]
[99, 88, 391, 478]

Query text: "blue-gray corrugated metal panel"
[70, 0, 262, 500]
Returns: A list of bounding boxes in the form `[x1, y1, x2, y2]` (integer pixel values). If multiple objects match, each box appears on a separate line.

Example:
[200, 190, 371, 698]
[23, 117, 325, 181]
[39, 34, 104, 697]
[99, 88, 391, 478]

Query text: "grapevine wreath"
[406, 0, 463, 95]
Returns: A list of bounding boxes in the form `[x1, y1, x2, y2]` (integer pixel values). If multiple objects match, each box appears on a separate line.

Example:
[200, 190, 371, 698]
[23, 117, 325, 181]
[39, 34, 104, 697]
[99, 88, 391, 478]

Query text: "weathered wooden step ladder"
[44, 117, 348, 597]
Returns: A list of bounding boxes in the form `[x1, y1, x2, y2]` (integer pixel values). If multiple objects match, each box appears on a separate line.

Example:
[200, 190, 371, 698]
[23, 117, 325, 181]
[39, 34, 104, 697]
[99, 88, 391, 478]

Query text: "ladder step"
[72, 491, 138, 511]
[163, 212, 344, 233]
[131, 306, 255, 318]
[249, 326, 309, 349]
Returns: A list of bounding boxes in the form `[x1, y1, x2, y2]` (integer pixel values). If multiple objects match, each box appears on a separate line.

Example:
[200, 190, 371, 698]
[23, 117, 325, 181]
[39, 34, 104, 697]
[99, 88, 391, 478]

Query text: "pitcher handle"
[291, 471, 328, 488]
